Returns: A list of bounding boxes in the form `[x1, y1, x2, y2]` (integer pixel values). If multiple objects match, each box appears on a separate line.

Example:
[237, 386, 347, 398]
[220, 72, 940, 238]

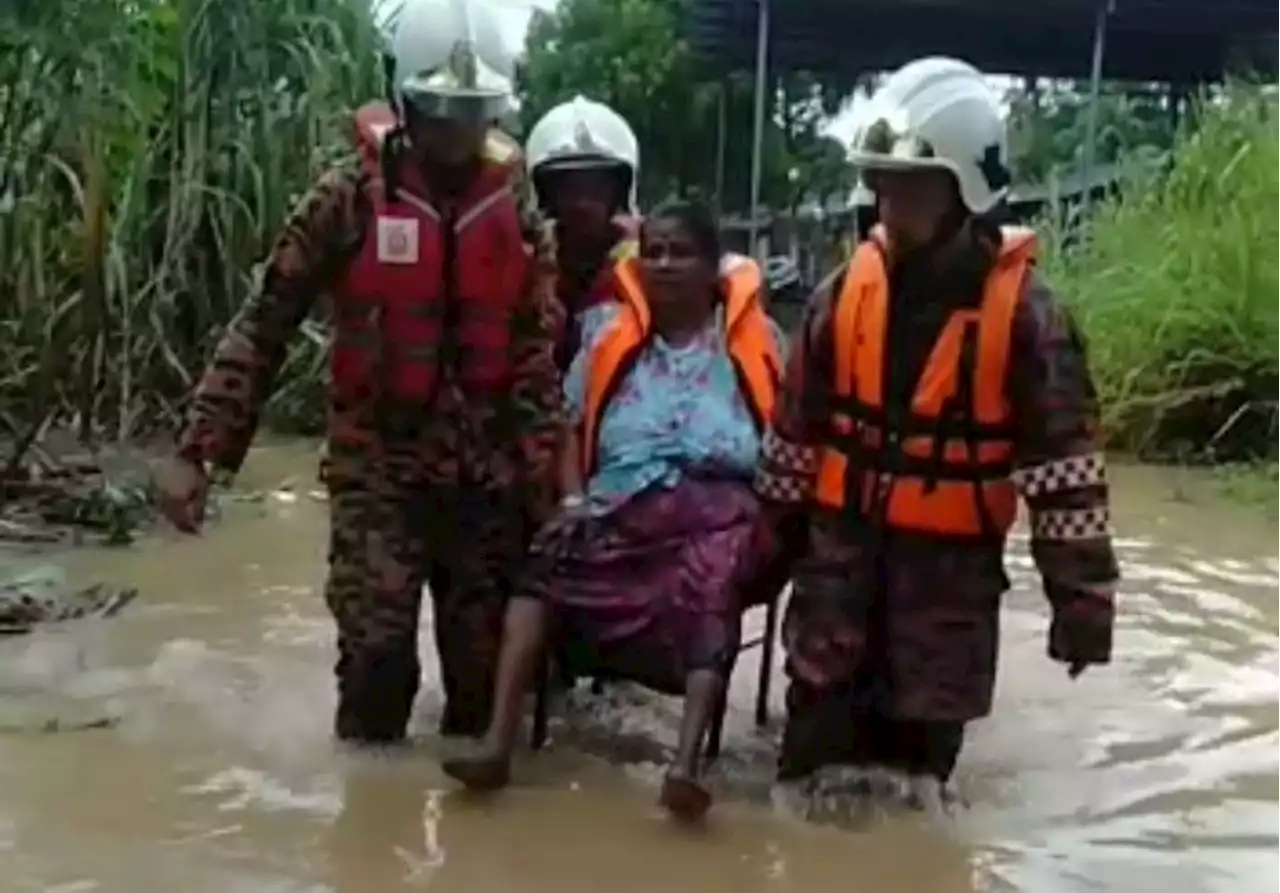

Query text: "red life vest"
[330, 102, 530, 406]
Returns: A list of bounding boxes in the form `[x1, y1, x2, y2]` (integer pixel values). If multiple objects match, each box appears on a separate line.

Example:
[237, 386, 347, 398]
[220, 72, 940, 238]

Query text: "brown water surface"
[1, 445, 1276, 893]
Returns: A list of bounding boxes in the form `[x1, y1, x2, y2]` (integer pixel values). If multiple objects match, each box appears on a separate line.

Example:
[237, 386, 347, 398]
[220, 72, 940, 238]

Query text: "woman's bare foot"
[659, 769, 712, 822]
[441, 744, 512, 793]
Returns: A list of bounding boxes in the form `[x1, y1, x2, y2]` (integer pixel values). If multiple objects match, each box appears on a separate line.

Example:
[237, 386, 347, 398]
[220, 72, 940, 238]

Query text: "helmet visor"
[400, 78, 508, 125]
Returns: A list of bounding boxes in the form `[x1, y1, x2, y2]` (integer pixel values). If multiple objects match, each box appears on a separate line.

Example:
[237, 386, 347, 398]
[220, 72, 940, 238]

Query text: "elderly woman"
[443, 200, 786, 821]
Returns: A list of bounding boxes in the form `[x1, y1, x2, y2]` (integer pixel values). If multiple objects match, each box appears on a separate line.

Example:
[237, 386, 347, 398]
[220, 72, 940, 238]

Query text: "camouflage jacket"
[175, 138, 565, 492]
[756, 242, 1120, 647]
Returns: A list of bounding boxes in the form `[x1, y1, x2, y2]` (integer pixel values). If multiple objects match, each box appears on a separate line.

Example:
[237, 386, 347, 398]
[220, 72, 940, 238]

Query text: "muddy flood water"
[1, 442, 1276, 893]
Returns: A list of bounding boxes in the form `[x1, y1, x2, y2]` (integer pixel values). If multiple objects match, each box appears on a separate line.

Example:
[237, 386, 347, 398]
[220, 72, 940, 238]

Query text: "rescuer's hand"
[1048, 585, 1114, 679]
[152, 454, 211, 535]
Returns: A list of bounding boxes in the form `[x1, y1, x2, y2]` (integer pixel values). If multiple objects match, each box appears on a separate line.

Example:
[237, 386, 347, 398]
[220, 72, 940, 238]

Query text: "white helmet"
[380, 0, 514, 122]
[525, 96, 640, 211]
[849, 56, 1011, 214]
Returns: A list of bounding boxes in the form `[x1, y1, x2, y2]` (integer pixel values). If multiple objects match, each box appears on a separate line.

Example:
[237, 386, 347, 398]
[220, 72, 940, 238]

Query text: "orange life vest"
[813, 226, 1036, 539]
[330, 102, 529, 409]
[579, 255, 781, 477]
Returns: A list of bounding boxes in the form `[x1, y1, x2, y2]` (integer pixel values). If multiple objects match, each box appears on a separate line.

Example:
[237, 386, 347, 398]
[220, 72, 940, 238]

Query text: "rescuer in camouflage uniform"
[153, 0, 564, 744]
[524, 95, 643, 371]
[755, 58, 1119, 802]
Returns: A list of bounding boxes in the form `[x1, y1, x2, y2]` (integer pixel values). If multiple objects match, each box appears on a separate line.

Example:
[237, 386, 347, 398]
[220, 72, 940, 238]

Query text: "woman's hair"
[644, 198, 722, 266]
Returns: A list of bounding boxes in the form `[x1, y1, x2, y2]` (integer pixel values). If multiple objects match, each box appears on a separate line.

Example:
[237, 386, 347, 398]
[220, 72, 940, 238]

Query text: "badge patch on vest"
[377, 216, 419, 264]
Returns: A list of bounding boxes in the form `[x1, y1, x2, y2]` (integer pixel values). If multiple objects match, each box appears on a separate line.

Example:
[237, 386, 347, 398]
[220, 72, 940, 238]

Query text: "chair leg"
[531, 652, 550, 751]
[557, 652, 577, 690]
[754, 597, 780, 729]
[704, 686, 728, 765]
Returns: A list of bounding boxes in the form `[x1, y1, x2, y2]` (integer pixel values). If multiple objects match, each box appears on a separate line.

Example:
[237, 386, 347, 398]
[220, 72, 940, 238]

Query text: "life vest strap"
[822, 396, 1016, 443]
[845, 444, 1013, 483]
[933, 321, 1000, 538]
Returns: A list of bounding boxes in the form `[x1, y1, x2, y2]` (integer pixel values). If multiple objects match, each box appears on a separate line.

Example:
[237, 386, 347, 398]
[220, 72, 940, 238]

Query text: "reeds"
[0, 0, 383, 448]
[1040, 83, 1279, 461]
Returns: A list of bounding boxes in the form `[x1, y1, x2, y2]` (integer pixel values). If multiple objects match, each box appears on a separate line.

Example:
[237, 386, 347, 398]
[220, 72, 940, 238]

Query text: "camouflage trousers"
[778, 593, 970, 783]
[774, 515, 1010, 782]
[324, 481, 528, 743]
[778, 676, 967, 783]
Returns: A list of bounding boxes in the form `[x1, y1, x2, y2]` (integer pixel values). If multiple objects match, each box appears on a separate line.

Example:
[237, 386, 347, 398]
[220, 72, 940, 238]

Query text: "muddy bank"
[0, 430, 160, 551]
[0, 432, 328, 555]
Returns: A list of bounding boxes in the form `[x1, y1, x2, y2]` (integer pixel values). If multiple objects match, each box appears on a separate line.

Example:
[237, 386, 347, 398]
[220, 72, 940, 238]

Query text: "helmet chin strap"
[383, 52, 402, 119]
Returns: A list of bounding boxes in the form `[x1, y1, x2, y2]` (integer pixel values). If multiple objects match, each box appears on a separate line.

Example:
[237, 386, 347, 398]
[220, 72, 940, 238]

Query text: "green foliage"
[1040, 84, 1279, 461]
[1005, 80, 1182, 183]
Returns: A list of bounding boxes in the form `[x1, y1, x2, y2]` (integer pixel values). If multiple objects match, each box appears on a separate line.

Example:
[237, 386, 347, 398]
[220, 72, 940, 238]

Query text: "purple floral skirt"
[523, 477, 762, 694]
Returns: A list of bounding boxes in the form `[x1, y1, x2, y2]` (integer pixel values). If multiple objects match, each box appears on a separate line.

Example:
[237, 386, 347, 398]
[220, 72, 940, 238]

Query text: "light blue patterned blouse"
[565, 303, 788, 516]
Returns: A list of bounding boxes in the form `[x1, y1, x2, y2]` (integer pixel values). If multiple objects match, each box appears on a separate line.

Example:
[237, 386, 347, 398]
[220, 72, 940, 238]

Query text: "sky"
[489, 0, 558, 53]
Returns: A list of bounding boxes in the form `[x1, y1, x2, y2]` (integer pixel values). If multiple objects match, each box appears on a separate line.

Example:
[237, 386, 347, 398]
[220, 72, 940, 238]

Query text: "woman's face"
[638, 217, 717, 314]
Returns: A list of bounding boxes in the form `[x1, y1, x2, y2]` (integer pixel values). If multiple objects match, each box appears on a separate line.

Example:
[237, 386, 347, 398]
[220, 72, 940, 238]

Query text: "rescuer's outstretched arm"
[1007, 274, 1119, 675]
[175, 168, 364, 476]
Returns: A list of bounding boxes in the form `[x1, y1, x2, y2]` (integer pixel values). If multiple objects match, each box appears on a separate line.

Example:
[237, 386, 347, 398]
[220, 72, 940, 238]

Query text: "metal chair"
[530, 595, 781, 763]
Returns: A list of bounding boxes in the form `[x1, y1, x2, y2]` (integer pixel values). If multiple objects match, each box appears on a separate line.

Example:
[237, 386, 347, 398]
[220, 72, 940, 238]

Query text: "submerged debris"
[0, 715, 121, 734]
[0, 567, 138, 635]
[1, 431, 156, 549]
[0, 567, 137, 734]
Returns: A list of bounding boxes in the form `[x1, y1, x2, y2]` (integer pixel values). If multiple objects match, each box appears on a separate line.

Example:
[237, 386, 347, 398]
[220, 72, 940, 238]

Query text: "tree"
[1005, 79, 1181, 184]
[516, 0, 856, 212]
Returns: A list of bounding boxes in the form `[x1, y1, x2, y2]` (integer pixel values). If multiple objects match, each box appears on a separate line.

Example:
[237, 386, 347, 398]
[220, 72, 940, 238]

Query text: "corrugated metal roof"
[686, 0, 1278, 84]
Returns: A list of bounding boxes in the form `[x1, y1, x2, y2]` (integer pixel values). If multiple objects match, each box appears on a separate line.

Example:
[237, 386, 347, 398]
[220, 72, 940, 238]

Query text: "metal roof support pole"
[714, 80, 728, 218]
[1081, 0, 1115, 216]
[747, 0, 770, 261]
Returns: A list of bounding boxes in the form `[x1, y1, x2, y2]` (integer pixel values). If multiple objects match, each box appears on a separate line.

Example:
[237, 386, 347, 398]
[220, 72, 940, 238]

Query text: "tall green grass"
[1039, 85, 1279, 461]
[0, 0, 382, 452]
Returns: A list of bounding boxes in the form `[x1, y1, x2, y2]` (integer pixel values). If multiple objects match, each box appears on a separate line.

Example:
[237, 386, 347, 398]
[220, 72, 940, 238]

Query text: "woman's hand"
[531, 492, 593, 558]
[558, 492, 588, 513]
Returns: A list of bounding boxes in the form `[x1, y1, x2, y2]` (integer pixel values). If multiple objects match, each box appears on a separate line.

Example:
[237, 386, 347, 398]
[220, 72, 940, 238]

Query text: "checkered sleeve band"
[761, 429, 818, 475]
[755, 466, 810, 503]
[1031, 506, 1112, 541]
[1011, 452, 1107, 498]
[755, 430, 816, 504]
